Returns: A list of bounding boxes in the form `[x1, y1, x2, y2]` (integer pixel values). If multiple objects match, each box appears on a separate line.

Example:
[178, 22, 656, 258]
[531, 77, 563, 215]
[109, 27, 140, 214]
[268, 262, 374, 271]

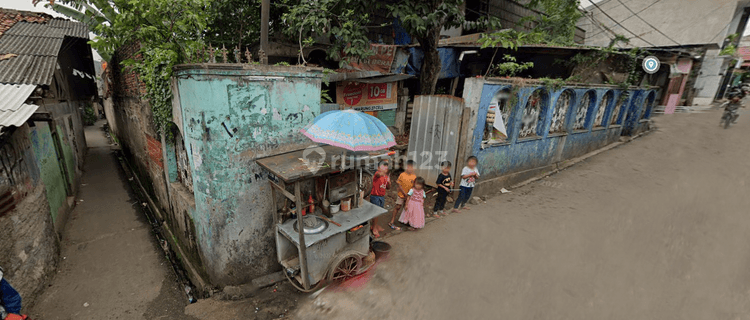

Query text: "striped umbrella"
[301, 110, 396, 151]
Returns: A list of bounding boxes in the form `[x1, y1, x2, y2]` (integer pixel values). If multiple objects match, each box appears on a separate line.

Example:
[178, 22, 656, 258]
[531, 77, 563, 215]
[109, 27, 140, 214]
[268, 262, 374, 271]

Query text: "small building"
[0, 8, 97, 301]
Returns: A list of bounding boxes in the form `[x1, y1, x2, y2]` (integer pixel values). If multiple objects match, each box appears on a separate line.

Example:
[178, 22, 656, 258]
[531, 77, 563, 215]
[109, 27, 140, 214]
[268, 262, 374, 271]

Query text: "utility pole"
[259, 0, 270, 65]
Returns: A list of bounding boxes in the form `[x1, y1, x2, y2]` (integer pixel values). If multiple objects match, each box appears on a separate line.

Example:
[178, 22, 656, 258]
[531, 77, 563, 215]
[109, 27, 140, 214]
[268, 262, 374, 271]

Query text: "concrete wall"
[694, 49, 732, 104]
[578, 0, 746, 48]
[0, 124, 59, 306]
[461, 78, 655, 194]
[172, 64, 323, 286]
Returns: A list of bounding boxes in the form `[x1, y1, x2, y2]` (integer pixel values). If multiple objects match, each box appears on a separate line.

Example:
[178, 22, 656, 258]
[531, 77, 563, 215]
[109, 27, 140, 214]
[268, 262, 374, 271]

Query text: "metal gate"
[407, 95, 465, 187]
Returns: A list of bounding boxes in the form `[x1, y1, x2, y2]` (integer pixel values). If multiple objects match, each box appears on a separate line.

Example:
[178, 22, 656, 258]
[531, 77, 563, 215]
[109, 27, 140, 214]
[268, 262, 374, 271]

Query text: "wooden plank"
[455, 106, 473, 172]
[269, 180, 296, 202]
[438, 33, 482, 46]
[294, 182, 311, 290]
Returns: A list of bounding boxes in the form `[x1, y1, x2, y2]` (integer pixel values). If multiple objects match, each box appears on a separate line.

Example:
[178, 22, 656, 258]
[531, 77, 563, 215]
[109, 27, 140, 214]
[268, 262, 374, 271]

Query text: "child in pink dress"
[398, 177, 426, 230]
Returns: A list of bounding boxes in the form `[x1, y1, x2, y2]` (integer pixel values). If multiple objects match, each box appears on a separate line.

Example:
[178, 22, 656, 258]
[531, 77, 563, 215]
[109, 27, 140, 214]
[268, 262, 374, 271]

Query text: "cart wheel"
[328, 252, 363, 282]
[361, 171, 373, 197]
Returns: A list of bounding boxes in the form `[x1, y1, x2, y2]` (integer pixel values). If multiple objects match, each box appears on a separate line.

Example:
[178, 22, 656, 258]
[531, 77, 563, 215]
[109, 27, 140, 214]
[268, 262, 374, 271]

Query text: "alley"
[30, 123, 195, 320]
[296, 107, 750, 320]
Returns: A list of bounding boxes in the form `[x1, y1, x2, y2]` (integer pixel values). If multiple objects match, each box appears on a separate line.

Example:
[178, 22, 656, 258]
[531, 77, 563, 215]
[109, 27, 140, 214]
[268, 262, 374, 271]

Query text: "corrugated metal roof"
[0, 54, 57, 85]
[48, 19, 90, 39]
[0, 35, 64, 55]
[0, 18, 88, 85]
[0, 83, 38, 130]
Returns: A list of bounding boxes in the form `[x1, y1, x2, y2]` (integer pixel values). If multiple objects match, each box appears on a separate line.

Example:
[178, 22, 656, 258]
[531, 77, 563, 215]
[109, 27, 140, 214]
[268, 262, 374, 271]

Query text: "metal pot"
[329, 203, 340, 214]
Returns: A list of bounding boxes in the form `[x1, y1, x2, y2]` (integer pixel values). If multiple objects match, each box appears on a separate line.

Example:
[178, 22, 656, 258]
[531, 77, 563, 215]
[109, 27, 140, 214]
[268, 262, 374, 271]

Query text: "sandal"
[388, 223, 401, 231]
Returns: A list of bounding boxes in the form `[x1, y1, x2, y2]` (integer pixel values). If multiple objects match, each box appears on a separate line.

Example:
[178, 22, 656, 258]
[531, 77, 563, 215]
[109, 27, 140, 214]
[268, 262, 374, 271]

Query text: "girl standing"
[398, 177, 426, 230]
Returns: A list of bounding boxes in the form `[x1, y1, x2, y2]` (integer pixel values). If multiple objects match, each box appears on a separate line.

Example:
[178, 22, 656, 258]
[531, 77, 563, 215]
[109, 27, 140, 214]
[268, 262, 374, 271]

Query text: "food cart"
[256, 145, 390, 291]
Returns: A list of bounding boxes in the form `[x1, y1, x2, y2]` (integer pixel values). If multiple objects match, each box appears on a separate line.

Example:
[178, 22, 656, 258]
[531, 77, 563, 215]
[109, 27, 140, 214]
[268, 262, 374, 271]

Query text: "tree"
[524, 0, 582, 45]
[279, 0, 373, 65]
[44, 0, 211, 132]
[388, 0, 498, 94]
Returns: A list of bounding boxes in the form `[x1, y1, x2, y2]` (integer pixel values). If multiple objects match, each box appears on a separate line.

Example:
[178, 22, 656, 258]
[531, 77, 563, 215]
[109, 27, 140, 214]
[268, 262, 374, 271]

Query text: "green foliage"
[487, 55, 534, 77]
[279, 0, 373, 66]
[523, 0, 582, 45]
[83, 103, 98, 125]
[539, 77, 566, 91]
[720, 33, 739, 56]
[49, 0, 211, 133]
[203, 0, 268, 53]
[478, 29, 545, 50]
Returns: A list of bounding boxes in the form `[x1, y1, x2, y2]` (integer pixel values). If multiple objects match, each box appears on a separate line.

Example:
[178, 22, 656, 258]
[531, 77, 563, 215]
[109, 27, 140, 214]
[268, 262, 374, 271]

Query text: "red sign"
[336, 81, 397, 111]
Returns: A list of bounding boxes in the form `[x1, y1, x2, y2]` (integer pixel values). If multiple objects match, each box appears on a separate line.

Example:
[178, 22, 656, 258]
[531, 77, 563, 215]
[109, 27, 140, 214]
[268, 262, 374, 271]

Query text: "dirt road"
[296, 108, 750, 320]
[30, 124, 195, 320]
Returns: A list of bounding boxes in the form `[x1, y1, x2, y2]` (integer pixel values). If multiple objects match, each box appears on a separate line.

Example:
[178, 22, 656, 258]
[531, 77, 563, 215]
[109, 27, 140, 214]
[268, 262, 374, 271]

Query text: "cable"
[588, 0, 664, 39]
[590, 0, 657, 47]
[615, 0, 681, 45]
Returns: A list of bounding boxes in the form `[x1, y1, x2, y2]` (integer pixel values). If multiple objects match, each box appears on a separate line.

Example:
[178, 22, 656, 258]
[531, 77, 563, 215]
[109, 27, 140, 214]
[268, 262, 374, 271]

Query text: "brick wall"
[111, 41, 147, 98]
[0, 125, 58, 307]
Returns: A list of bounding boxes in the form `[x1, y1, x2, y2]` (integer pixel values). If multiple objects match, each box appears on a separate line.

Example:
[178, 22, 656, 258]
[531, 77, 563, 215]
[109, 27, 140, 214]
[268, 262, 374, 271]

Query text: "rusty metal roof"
[0, 83, 38, 130]
[0, 19, 89, 85]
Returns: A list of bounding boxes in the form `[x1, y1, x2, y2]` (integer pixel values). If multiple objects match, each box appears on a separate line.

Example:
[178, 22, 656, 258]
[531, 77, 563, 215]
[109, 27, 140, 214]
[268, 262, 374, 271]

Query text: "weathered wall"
[0, 124, 58, 305]
[173, 64, 323, 286]
[578, 0, 746, 48]
[462, 78, 655, 193]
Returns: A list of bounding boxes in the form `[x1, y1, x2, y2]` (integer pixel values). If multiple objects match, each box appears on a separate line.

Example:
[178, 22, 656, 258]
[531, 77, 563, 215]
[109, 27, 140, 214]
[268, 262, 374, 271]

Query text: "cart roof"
[256, 145, 391, 183]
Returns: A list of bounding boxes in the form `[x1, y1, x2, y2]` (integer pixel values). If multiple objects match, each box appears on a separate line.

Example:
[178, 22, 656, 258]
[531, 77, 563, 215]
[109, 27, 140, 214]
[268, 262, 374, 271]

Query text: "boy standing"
[390, 160, 416, 230]
[370, 161, 390, 237]
[433, 161, 453, 217]
[452, 156, 479, 212]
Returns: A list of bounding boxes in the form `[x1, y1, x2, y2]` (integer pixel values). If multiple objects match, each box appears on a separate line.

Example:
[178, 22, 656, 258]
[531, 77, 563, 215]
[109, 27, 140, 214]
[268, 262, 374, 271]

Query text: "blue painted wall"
[173, 65, 323, 286]
[468, 79, 656, 181]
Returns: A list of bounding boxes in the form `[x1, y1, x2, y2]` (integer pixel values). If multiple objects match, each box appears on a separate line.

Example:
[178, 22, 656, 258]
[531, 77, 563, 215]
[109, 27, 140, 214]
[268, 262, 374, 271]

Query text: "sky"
[4, 0, 103, 60]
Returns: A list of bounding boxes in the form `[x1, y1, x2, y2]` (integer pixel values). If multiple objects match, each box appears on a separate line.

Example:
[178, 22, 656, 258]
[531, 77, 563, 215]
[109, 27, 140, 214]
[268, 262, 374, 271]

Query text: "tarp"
[405, 47, 460, 79]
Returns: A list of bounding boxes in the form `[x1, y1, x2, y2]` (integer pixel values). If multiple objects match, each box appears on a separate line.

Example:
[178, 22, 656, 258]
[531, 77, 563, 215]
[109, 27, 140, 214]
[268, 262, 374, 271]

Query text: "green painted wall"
[29, 123, 67, 223]
[174, 65, 323, 286]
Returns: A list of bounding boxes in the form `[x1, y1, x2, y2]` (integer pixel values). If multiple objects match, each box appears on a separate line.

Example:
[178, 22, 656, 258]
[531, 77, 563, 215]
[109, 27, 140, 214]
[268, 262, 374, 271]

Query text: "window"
[484, 88, 512, 143]
[595, 91, 613, 127]
[611, 92, 629, 125]
[519, 89, 547, 138]
[550, 90, 572, 133]
[574, 91, 595, 131]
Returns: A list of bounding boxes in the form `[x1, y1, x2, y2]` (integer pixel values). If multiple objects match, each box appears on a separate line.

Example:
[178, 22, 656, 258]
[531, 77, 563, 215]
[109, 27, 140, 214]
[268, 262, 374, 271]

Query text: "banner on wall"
[336, 81, 398, 111]
[343, 44, 397, 73]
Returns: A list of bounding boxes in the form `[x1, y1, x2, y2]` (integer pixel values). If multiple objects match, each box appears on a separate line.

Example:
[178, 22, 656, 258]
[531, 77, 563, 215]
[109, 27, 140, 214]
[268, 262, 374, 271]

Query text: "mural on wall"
[485, 88, 511, 143]
[519, 89, 545, 138]
[641, 92, 656, 119]
[595, 91, 612, 127]
[611, 92, 629, 125]
[574, 91, 594, 130]
[550, 90, 571, 133]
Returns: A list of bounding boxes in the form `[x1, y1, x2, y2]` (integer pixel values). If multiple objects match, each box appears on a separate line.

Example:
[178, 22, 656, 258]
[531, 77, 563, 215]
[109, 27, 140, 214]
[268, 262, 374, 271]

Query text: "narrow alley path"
[31, 123, 195, 320]
[296, 107, 750, 320]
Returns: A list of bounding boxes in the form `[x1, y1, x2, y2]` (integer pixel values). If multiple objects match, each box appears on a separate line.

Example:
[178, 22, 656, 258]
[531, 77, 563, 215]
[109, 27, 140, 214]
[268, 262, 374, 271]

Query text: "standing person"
[0, 267, 26, 320]
[399, 177, 426, 230]
[389, 160, 416, 231]
[433, 161, 453, 217]
[452, 156, 480, 213]
[370, 161, 390, 238]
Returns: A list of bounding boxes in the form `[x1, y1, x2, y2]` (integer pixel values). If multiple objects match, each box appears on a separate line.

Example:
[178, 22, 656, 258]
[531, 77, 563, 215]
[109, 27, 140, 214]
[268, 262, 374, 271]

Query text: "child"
[452, 156, 480, 213]
[433, 161, 453, 217]
[369, 161, 390, 237]
[399, 176, 426, 230]
[389, 160, 416, 231]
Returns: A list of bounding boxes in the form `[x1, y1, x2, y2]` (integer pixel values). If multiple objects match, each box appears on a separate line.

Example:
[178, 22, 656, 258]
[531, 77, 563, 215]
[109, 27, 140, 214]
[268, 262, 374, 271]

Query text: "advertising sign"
[336, 81, 397, 111]
[345, 44, 397, 73]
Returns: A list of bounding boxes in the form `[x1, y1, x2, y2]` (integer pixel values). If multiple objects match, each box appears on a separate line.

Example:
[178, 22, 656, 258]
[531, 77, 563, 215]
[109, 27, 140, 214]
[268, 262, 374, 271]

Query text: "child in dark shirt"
[433, 161, 453, 217]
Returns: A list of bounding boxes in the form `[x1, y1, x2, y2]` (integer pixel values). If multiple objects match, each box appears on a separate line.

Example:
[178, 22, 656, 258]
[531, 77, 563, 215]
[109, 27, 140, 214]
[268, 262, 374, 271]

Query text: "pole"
[259, 0, 270, 65]
[294, 182, 310, 289]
